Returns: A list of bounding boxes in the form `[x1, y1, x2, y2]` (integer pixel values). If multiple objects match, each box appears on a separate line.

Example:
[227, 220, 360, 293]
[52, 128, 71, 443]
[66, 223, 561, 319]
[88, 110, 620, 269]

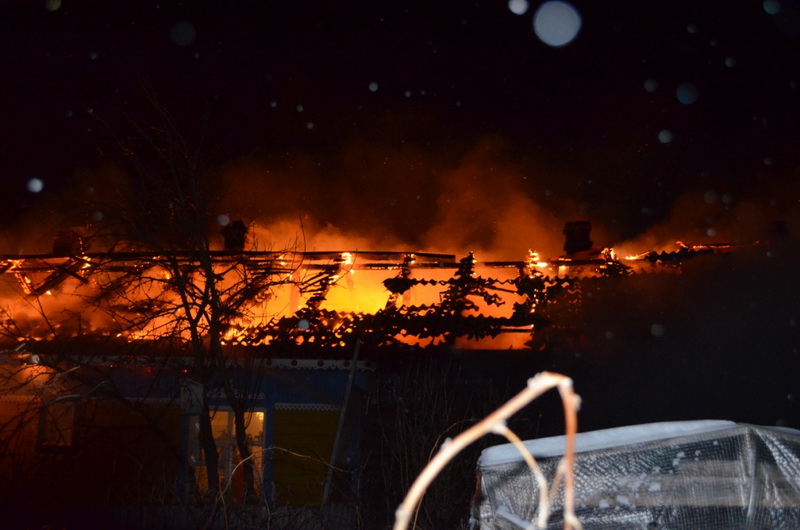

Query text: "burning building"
[0, 220, 795, 528]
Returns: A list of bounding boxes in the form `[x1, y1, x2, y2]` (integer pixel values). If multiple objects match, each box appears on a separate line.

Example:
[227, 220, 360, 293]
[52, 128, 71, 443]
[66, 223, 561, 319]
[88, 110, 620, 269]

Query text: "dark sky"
[2, 0, 800, 253]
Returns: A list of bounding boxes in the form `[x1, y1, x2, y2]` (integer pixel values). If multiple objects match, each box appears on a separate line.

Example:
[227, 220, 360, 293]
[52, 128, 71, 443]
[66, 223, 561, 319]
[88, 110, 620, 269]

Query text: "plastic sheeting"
[472, 421, 800, 529]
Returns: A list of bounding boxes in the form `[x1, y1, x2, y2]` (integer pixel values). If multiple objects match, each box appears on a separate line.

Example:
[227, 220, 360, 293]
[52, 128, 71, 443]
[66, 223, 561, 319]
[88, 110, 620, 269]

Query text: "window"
[193, 409, 265, 498]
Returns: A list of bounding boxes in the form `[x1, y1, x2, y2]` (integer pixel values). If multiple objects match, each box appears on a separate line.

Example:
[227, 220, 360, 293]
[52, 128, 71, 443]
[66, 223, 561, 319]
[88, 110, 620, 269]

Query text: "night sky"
[2, 0, 800, 255]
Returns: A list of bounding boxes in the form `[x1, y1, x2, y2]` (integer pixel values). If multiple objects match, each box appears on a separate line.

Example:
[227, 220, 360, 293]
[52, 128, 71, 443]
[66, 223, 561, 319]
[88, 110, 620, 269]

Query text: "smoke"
[614, 176, 800, 256]
[4, 134, 585, 260]
[217, 144, 430, 252]
[219, 136, 583, 260]
[5, 125, 798, 265]
[418, 145, 569, 259]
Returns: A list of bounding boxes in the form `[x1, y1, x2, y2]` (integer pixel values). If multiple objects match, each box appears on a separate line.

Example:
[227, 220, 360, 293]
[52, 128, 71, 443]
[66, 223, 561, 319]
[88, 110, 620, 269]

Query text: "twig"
[393, 371, 581, 530]
[491, 424, 551, 529]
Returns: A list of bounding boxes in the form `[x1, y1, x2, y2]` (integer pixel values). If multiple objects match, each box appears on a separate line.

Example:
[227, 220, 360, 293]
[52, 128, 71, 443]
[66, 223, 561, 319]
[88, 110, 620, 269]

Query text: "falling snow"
[650, 324, 666, 337]
[676, 82, 699, 105]
[508, 0, 529, 16]
[170, 21, 197, 46]
[764, 0, 781, 15]
[26, 178, 44, 193]
[533, 1, 582, 47]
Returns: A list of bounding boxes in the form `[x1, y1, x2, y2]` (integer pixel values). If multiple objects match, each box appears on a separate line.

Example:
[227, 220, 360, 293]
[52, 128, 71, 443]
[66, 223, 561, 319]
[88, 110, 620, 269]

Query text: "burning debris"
[626, 241, 736, 266]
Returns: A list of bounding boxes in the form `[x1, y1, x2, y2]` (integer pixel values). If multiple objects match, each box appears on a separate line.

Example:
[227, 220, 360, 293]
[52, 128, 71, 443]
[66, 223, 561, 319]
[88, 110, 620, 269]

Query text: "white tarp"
[472, 421, 800, 529]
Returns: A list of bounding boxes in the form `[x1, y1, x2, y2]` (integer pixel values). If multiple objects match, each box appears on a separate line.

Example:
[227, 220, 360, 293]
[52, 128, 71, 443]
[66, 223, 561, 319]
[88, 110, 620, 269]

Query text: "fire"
[527, 250, 549, 270]
[0, 224, 741, 351]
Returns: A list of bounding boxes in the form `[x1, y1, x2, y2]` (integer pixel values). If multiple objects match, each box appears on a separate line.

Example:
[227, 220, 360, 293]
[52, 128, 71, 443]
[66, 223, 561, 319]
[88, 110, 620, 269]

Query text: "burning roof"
[0, 233, 738, 354]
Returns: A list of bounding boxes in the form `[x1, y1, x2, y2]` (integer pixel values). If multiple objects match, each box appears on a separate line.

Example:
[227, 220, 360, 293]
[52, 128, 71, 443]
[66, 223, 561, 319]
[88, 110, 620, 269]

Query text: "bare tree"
[0, 89, 300, 526]
[91, 90, 301, 506]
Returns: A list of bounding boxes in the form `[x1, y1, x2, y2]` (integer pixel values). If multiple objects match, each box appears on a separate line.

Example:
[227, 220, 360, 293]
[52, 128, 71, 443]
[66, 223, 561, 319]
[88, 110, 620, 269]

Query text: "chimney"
[52, 230, 86, 256]
[221, 220, 247, 251]
[563, 221, 593, 255]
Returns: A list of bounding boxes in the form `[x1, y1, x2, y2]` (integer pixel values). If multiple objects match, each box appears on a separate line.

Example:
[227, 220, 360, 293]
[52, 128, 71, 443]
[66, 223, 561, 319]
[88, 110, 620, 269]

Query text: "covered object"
[471, 420, 800, 529]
